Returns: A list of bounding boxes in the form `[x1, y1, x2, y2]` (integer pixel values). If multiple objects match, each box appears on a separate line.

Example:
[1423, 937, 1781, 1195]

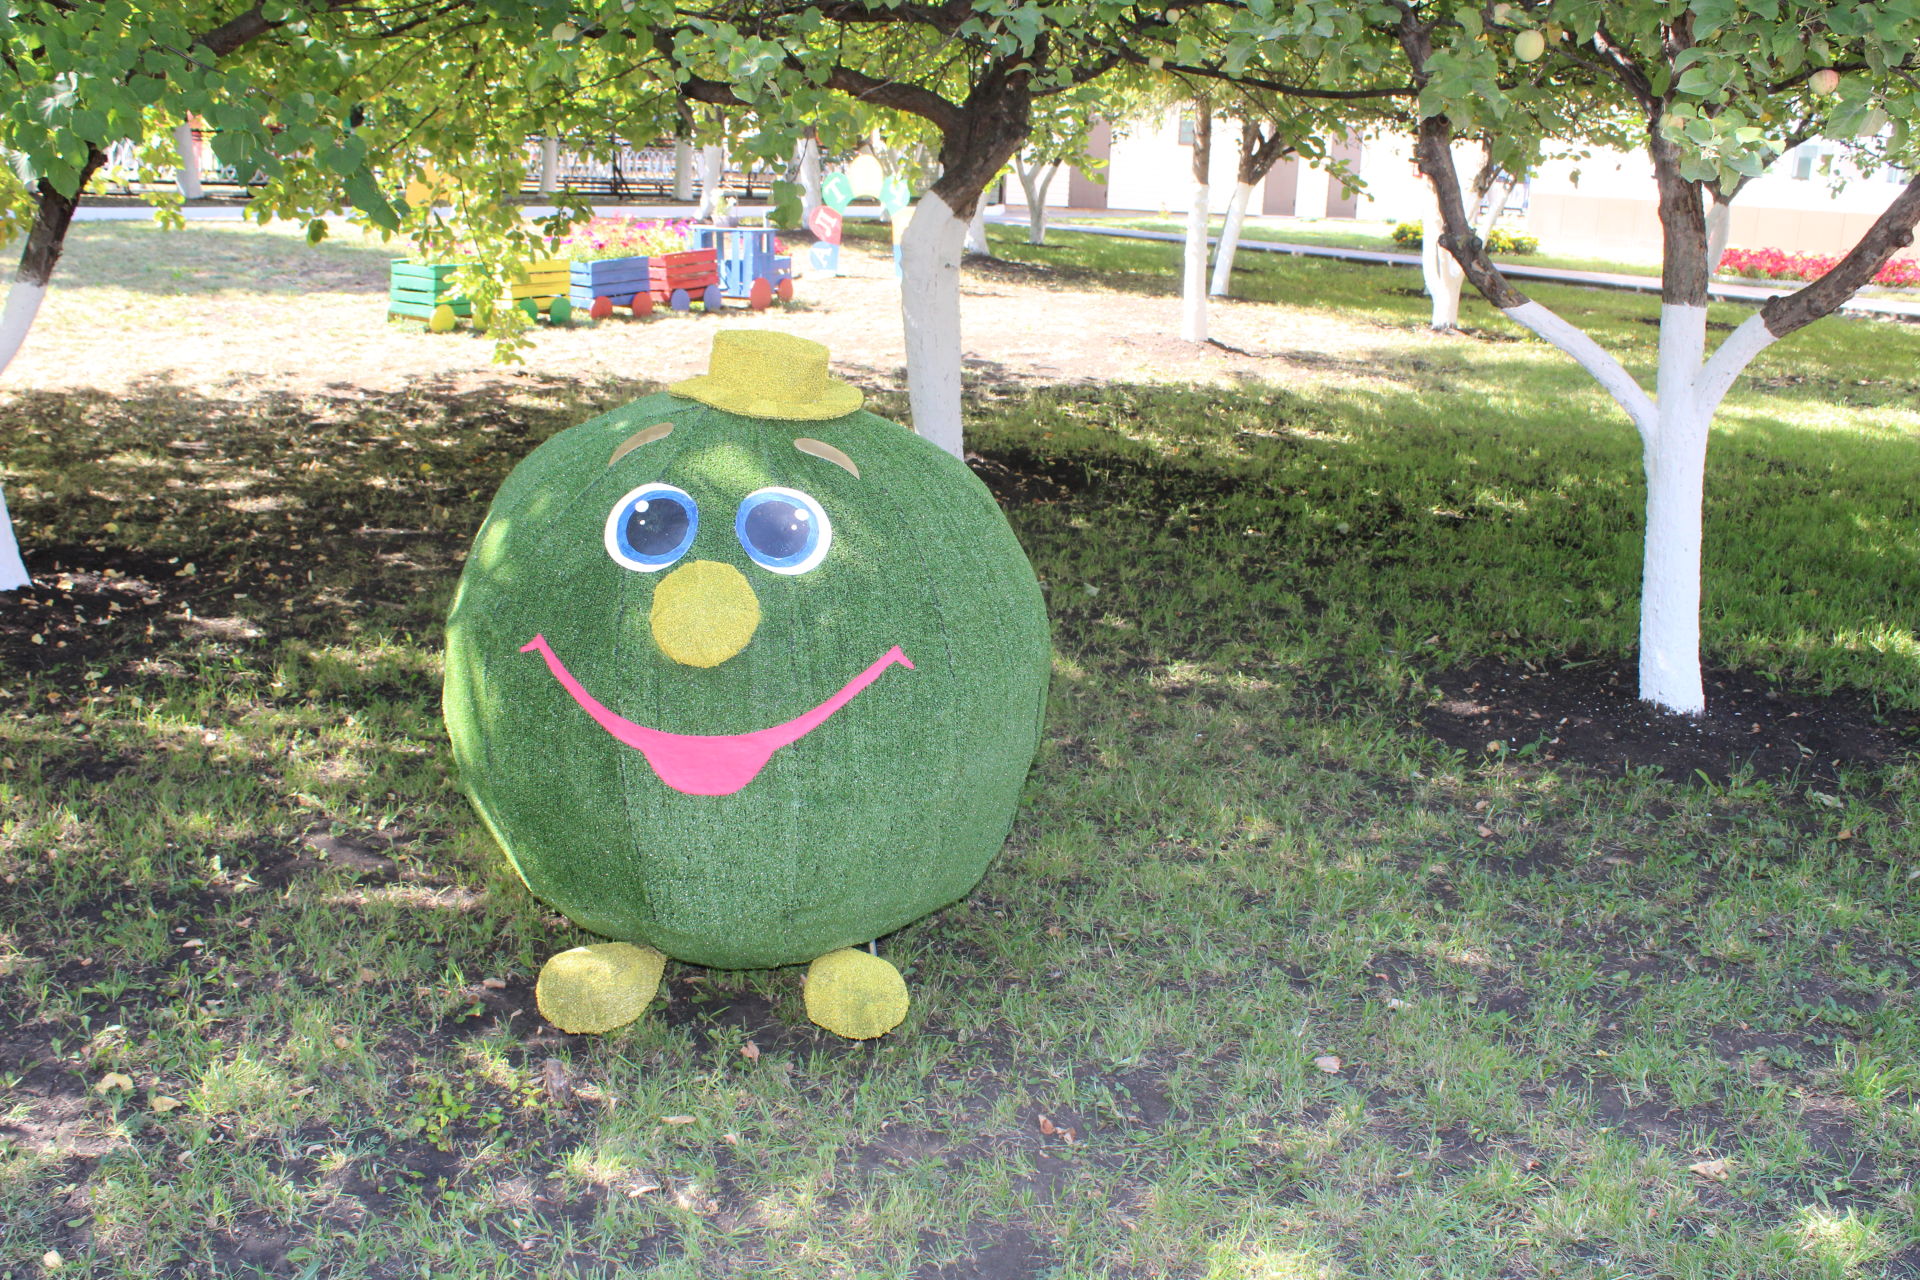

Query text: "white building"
[1027, 111, 1910, 259]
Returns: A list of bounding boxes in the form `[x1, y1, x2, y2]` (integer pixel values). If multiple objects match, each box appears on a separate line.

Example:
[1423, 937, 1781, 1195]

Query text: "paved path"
[1040, 219, 1920, 321]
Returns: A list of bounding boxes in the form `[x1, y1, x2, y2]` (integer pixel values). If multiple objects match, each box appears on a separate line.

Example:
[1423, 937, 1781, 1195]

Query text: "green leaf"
[345, 167, 399, 231]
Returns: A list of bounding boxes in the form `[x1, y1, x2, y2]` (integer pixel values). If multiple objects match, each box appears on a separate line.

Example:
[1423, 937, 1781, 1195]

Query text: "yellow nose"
[650, 560, 760, 667]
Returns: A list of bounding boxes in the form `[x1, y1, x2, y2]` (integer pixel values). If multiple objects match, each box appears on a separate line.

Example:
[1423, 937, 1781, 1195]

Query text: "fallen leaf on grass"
[42, 1250, 62, 1270]
[1476, 824, 1496, 839]
[481, 977, 507, 990]
[540, 1058, 572, 1109]
[739, 1040, 761, 1062]
[662, 1115, 696, 1125]
[1689, 1158, 1732, 1182]
[1313, 1055, 1343, 1074]
[1036, 1115, 1076, 1142]
[149, 1094, 183, 1113]
[94, 1072, 134, 1094]
[1384, 997, 1411, 1010]
[355, 967, 378, 984]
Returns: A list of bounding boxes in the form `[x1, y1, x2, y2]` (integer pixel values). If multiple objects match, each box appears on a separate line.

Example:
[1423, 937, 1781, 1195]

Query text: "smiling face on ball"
[521, 420, 913, 798]
[444, 390, 1051, 970]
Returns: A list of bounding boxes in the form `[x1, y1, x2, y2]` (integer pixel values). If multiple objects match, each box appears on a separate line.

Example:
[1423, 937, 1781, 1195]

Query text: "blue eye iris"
[735, 487, 831, 575]
[604, 484, 697, 571]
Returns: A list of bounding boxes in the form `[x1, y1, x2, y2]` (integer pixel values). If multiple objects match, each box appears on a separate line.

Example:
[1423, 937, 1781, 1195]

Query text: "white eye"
[605, 484, 697, 572]
[734, 487, 831, 575]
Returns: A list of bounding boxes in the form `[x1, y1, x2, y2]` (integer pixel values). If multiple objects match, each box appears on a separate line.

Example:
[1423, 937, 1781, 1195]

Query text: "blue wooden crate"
[693, 227, 793, 299]
[568, 255, 652, 306]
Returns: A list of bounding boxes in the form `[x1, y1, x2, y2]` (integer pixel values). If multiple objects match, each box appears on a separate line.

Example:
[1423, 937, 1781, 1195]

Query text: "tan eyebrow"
[609, 422, 674, 466]
[795, 437, 859, 478]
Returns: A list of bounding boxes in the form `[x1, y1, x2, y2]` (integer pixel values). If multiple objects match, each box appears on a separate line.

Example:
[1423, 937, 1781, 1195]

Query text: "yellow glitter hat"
[669, 330, 864, 421]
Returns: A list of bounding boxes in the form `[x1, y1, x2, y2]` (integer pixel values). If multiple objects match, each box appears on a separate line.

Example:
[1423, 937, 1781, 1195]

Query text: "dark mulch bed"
[1422, 654, 1920, 788]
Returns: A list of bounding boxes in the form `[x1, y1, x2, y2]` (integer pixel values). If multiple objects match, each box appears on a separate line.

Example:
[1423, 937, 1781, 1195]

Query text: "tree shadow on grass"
[56, 221, 402, 297]
[1, 370, 1917, 1278]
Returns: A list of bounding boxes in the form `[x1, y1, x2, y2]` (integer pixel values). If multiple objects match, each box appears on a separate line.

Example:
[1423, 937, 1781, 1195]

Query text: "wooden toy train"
[390, 226, 794, 331]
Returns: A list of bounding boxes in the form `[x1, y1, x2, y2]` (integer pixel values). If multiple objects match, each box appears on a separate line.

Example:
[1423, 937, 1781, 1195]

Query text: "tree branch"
[1759, 173, 1920, 339]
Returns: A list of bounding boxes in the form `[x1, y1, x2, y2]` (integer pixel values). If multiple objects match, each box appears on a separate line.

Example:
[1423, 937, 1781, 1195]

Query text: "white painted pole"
[697, 144, 724, 220]
[672, 139, 694, 201]
[798, 135, 822, 227]
[537, 138, 560, 194]
[0, 278, 48, 379]
[1181, 178, 1210, 343]
[0, 485, 28, 590]
[1209, 180, 1254, 297]
[898, 191, 970, 458]
[174, 122, 204, 200]
[1637, 303, 1713, 715]
[1422, 193, 1465, 330]
[965, 201, 991, 256]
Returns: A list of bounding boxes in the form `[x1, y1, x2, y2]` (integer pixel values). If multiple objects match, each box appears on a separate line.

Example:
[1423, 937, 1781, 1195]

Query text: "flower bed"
[555, 217, 691, 262]
[1718, 247, 1920, 288]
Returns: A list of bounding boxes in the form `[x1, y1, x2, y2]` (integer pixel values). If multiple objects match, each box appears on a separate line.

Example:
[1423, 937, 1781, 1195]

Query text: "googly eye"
[734, 487, 831, 575]
[604, 483, 697, 572]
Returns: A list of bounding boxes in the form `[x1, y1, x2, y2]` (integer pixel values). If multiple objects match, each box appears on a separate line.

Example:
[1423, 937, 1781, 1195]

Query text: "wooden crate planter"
[570, 255, 655, 320]
[389, 258, 576, 331]
[389, 260, 474, 331]
[510, 258, 574, 324]
[648, 247, 723, 312]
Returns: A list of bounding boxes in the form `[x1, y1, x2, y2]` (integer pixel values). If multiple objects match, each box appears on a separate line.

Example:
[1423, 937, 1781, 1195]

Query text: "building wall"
[1017, 114, 1906, 258]
[1041, 111, 1377, 218]
[1523, 145, 1909, 258]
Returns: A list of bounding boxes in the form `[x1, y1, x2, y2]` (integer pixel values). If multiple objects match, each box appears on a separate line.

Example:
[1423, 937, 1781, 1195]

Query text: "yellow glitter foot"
[535, 942, 666, 1034]
[804, 948, 909, 1040]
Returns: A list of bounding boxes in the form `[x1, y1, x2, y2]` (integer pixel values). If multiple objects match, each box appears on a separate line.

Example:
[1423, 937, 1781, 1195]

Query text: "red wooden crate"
[648, 248, 717, 291]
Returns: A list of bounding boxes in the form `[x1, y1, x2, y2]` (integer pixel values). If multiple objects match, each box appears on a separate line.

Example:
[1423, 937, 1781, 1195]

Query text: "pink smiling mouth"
[520, 635, 913, 796]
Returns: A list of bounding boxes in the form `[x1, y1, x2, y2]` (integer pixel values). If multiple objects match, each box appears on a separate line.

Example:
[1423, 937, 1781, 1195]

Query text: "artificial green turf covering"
[444, 390, 1052, 970]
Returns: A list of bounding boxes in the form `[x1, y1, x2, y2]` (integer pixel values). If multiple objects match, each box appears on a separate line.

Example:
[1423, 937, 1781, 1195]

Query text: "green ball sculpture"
[444, 331, 1051, 1038]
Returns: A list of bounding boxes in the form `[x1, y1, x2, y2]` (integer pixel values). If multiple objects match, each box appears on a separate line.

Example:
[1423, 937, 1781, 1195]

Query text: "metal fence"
[136, 133, 782, 201]
[519, 141, 783, 198]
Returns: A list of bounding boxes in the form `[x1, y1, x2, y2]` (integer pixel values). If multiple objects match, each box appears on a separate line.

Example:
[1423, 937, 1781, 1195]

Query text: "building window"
[1177, 118, 1194, 146]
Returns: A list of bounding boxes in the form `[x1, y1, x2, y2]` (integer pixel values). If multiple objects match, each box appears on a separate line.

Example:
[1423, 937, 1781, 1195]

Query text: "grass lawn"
[1, 220, 1918, 1278]
[1076, 215, 1668, 279]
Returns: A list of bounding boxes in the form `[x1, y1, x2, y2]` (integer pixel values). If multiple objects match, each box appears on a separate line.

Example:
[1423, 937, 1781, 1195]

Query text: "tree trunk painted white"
[1181, 181, 1210, 342]
[0, 278, 47, 380]
[898, 191, 970, 459]
[174, 122, 203, 200]
[0, 485, 28, 590]
[798, 135, 822, 227]
[1705, 198, 1733, 275]
[1497, 296, 1783, 716]
[1636, 303, 1714, 715]
[537, 138, 560, 194]
[1475, 177, 1514, 241]
[1208, 180, 1255, 297]
[672, 139, 694, 201]
[1423, 201, 1466, 330]
[1014, 159, 1058, 245]
[965, 201, 991, 256]
[696, 144, 725, 219]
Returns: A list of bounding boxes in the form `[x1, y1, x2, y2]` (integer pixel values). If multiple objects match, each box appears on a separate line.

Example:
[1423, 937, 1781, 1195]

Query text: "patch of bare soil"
[1422, 653, 1919, 787]
[10, 231, 1402, 402]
